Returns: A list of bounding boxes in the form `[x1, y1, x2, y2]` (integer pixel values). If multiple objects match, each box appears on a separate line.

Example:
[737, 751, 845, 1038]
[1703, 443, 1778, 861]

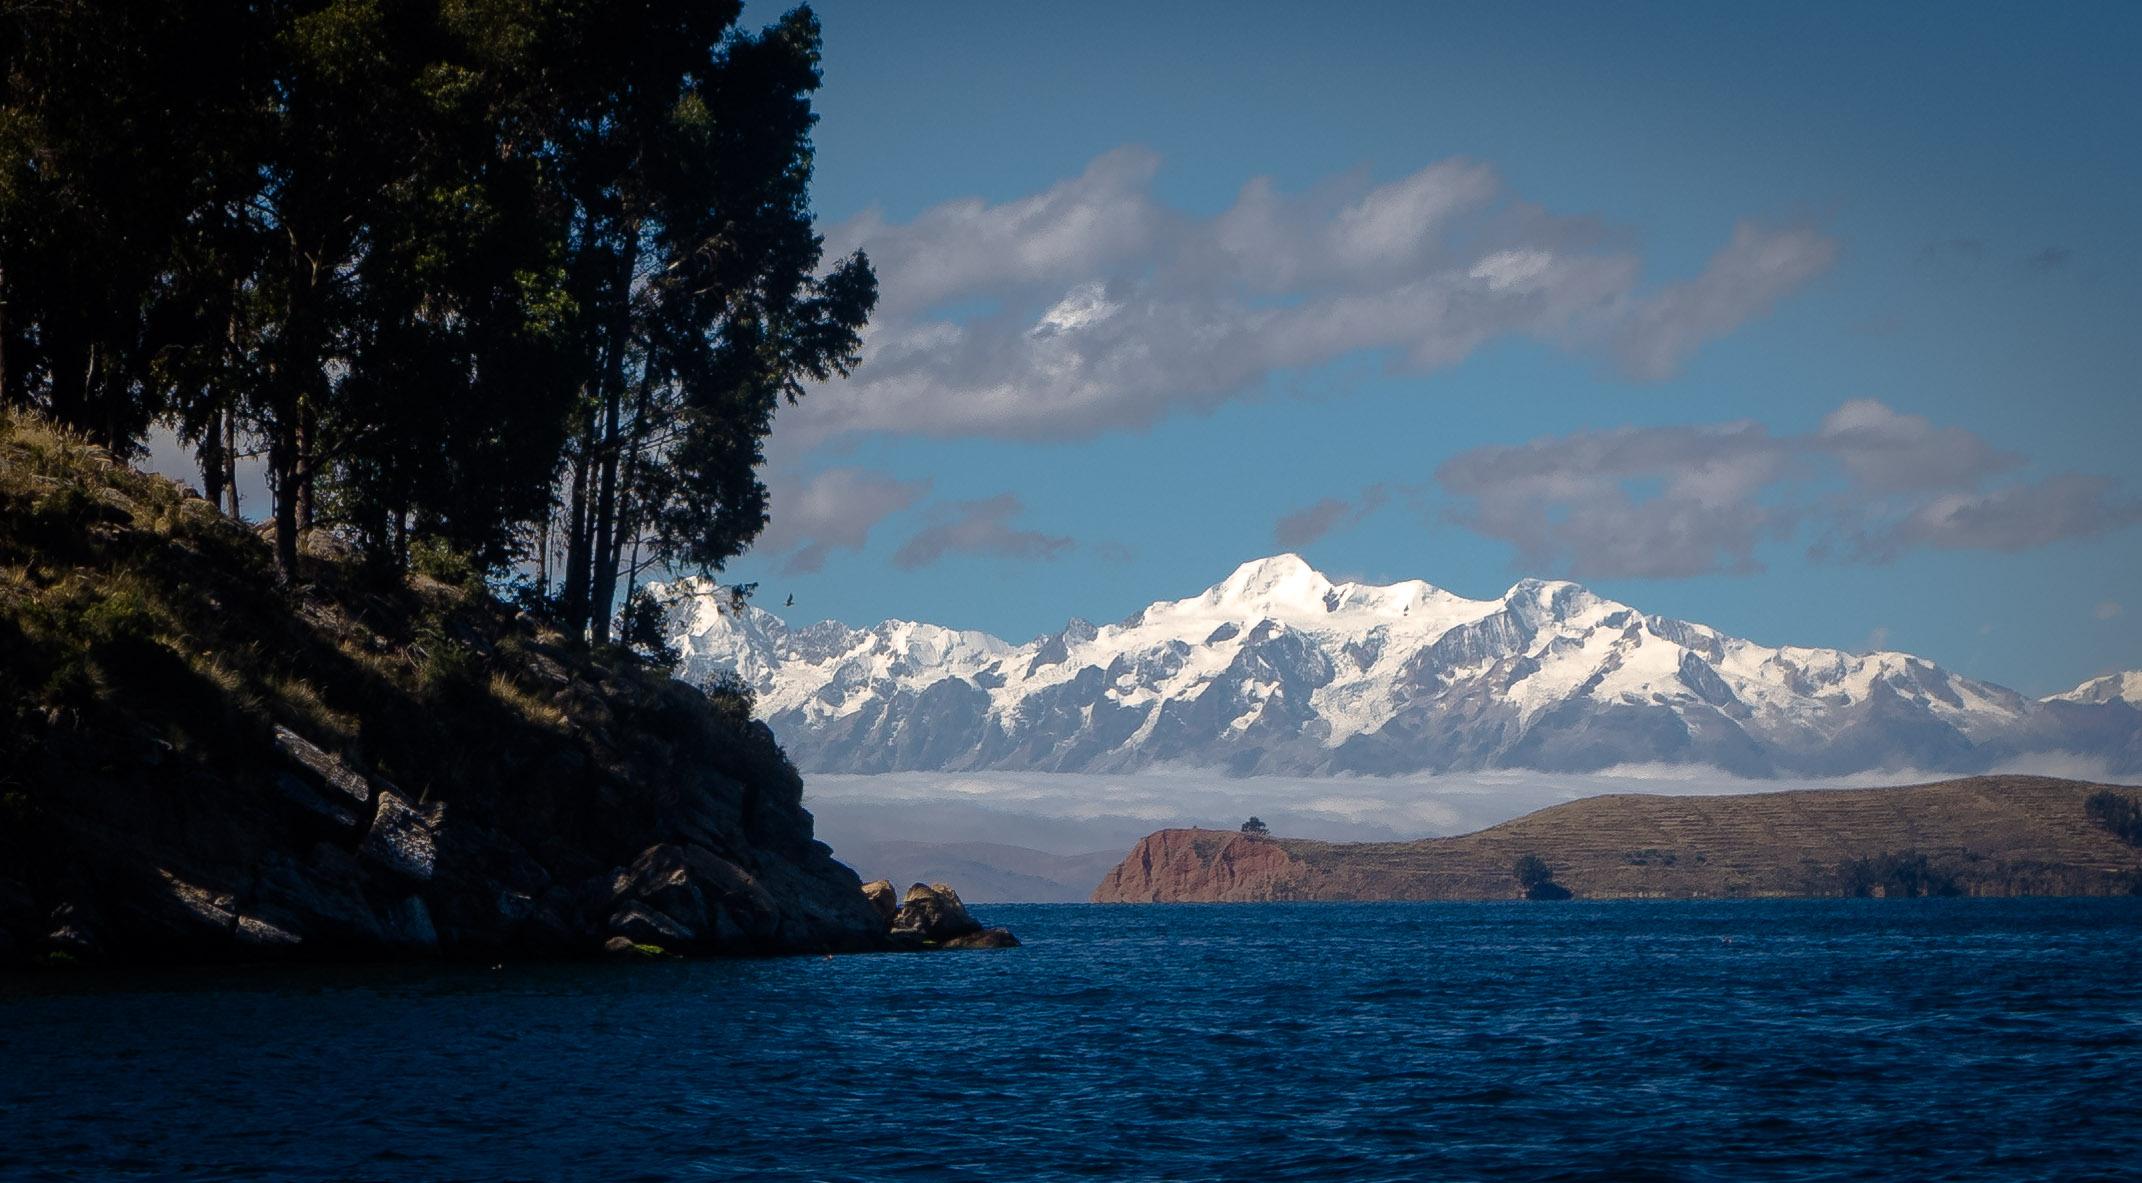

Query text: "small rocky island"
[0, 416, 1014, 966]
[860, 880, 1019, 950]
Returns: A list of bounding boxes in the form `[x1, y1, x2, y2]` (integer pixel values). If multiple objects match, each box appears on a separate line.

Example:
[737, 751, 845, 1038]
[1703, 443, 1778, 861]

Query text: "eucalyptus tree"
[1, 1, 873, 605]
[542, 3, 874, 644]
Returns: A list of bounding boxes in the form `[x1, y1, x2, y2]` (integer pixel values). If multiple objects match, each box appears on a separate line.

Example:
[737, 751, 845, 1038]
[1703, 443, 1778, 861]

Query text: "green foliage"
[1513, 854, 1553, 889]
[3, 2, 874, 600]
[697, 668, 757, 725]
[408, 537, 481, 593]
[618, 588, 681, 672]
[2086, 791, 2142, 847]
[80, 586, 155, 646]
[1512, 853, 1571, 900]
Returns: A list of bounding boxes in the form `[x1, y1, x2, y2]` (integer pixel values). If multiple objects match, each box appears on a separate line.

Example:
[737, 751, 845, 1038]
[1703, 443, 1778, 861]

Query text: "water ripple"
[2, 898, 2139, 1181]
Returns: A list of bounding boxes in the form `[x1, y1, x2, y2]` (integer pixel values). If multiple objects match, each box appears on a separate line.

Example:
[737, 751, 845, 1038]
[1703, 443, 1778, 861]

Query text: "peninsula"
[1093, 775, 2142, 902]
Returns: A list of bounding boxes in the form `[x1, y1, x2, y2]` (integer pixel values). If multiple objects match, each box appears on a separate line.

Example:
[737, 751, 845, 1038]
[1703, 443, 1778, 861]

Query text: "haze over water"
[6, 898, 2139, 1181]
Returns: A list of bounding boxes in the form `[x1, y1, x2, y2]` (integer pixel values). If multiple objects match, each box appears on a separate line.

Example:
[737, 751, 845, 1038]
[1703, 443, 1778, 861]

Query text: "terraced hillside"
[1092, 776, 2142, 902]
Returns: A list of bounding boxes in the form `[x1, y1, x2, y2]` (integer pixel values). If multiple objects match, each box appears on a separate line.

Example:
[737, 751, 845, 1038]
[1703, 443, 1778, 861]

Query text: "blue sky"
[730, 0, 2139, 696]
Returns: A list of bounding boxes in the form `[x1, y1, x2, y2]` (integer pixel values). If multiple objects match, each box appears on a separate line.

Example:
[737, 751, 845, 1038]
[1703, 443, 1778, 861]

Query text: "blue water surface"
[4, 899, 2140, 1182]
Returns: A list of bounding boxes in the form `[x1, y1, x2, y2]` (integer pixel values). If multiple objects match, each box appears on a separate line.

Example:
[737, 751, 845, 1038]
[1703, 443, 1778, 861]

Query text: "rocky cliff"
[0, 414, 896, 965]
[1092, 776, 2142, 902]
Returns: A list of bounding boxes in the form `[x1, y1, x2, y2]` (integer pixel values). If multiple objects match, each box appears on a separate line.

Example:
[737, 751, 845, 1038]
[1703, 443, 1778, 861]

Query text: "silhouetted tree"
[2, 3, 873, 601]
[2087, 791, 2142, 847]
[543, 4, 874, 644]
[1513, 854, 1571, 900]
[1839, 850, 1961, 898]
[1240, 817, 1269, 835]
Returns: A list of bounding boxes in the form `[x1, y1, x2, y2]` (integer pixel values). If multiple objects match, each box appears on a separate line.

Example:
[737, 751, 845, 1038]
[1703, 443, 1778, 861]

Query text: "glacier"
[657, 554, 2142, 779]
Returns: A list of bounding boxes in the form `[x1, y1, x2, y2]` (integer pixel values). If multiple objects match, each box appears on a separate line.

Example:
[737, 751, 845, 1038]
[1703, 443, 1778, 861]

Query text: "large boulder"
[890, 882, 981, 942]
[942, 927, 1020, 949]
[860, 879, 898, 926]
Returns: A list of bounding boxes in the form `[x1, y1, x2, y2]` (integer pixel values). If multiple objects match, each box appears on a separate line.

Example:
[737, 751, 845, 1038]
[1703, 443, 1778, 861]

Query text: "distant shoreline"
[1093, 775, 2142, 903]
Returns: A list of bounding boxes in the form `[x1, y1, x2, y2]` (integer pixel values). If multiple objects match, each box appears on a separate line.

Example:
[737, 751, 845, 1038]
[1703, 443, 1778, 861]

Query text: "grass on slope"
[0, 411, 754, 875]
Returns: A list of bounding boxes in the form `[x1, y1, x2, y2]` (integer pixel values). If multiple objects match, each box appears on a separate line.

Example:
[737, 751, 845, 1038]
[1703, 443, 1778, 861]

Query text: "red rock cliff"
[1090, 829, 1313, 902]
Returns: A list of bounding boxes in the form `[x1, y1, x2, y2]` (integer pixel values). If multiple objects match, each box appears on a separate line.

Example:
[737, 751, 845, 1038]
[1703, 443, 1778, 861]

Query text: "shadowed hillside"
[0, 414, 887, 964]
[1094, 776, 2142, 902]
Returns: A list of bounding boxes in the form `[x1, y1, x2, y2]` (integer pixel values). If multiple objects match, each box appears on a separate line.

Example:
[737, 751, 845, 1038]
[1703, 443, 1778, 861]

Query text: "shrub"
[1840, 850, 1961, 898]
[1513, 854, 1572, 900]
[618, 587, 680, 672]
[2086, 791, 2142, 847]
[408, 537, 481, 592]
[697, 668, 756, 724]
[1513, 854, 1552, 890]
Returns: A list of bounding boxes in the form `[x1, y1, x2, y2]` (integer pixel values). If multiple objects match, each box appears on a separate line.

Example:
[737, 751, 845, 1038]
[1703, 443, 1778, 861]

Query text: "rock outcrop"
[1093, 776, 2142, 902]
[860, 879, 899, 926]
[877, 882, 1019, 949]
[1090, 830, 1307, 903]
[0, 414, 888, 965]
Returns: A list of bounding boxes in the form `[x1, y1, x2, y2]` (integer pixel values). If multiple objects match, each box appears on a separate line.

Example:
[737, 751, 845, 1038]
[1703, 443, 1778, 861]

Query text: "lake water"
[4, 899, 2140, 1181]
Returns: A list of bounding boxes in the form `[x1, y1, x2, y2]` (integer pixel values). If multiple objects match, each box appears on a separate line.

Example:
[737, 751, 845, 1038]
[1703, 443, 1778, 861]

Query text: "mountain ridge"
[660, 554, 2141, 779]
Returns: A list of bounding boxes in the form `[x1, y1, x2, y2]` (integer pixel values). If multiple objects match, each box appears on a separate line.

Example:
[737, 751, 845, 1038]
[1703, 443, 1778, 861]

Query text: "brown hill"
[1092, 776, 2142, 902]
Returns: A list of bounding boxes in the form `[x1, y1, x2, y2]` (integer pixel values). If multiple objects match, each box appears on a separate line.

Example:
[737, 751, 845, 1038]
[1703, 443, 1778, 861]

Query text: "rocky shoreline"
[7, 706, 1021, 968]
[0, 418, 1017, 968]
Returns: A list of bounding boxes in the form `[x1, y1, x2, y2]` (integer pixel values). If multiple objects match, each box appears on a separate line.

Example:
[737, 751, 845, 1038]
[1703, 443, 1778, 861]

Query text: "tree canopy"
[0, 0, 872, 635]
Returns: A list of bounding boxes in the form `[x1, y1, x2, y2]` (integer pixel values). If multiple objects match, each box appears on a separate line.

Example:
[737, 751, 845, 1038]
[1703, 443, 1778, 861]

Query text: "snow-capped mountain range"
[657, 554, 2142, 778]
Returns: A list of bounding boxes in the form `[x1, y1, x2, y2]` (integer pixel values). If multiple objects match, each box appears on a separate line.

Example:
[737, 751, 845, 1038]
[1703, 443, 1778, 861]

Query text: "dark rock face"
[891, 882, 980, 941]
[3, 701, 892, 965]
[0, 423, 892, 968]
[877, 882, 1018, 949]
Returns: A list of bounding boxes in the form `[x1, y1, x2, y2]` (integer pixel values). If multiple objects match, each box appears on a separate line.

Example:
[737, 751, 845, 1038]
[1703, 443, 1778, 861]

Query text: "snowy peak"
[2048, 671, 2142, 707]
[1204, 553, 1331, 614]
[659, 558, 2140, 779]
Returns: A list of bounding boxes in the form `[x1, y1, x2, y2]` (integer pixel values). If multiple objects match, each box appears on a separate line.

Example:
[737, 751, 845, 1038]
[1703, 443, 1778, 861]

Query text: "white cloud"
[1272, 484, 1394, 550]
[891, 493, 1077, 569]
[1436, 400, 2139, 577]
[2096, 601, 2124, 621]
[1599, 223, 1838, 381]
[752, 468, 931, 575]
[802, 757, 2126, 858]
[789, 149, 1836, 446]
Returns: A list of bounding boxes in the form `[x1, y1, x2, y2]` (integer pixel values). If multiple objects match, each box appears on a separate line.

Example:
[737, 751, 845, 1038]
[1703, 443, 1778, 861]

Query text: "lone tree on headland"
[1513, 854, 1571, 900]
[1240, 817, 1269, 836]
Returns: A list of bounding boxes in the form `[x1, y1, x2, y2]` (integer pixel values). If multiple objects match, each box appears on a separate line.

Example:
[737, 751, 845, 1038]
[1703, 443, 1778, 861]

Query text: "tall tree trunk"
[588, 383, 621, 646]
[597, 363, 657, 644]
[221, 407, 240, 517]
[584, 236, 640, 647]
[295, 397, 315, 532]
[559, 436, 592, 640]
[198, 408, 227, 509]
[536, 507, 551, 602]
[270, 417, 300, 583]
